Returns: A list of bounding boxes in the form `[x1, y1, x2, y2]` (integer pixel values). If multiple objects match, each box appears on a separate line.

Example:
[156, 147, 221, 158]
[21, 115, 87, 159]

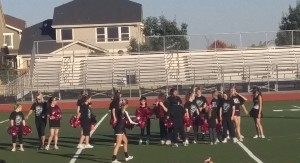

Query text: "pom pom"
[22, 125, 32, 136]
[110, 118, 117, 127]
[200, 122, 209, 134]
[164, 118, 173, 128]
[70, 115, 81, 128]
[125, 119, 134, 130]
[7, 126, 19, 136]
[183, 116, 192, 127]
[136, 116, 147, 128]
[51, 110, 62, 121]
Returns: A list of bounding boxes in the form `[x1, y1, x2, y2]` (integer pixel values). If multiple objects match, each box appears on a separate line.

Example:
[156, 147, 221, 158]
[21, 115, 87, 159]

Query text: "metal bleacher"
[25, 47, 300, 94]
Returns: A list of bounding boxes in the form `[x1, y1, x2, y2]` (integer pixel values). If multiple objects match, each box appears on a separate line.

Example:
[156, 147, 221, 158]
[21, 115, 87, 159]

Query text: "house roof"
[51, 40, 108, 54]
[52, 0, 142, 27]
[18, 19, 66, 55]
[4, 14, 26, 31]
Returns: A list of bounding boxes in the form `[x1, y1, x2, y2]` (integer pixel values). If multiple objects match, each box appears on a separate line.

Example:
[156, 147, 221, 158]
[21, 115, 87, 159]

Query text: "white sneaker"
[216, 139, 220, 143]
[19, 147, 24, 152]
[145, 139, 149, 145]
[222, 138, 227, 143]
[239, 138, 243, 142]
[85, 144, 94, 149]
[138, 139, 143, 145]
[183, 141, 188, 147]
[261, 135, 265, 139]
[185, 139, 189, 145]
[233, 137, 238, 143]
[112, 159, 121, 163]
[210, 142, 213, 145]
[193, 140, 197, 144]
[54, 146, 59, 150]
[125, 156, 134, 162]
[77, 144, 85, 149]
[45, 145, 50, 150]
[227, 136, 230, 139]
[214, 141, 218, 145]
[253, 135, 259, 139]
[11, 148, 16, 152]
[160, 140, 165, 145]
[240, 135, 245, 139]
[172, 143, 178, 147]
[165, 140, 171, 145]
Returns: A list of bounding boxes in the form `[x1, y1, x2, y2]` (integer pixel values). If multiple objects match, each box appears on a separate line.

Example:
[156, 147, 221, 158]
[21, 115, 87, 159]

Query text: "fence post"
[276, 65, 279, 91]
[239, 33, 243, 49]
[58, 72, 61, 100]
[163, 36, 166, 54]
[248, 66, 251, 92]
[176, 51, 179, 92]
[292, 30, 294, 47]
[267, 65, 270, 92]
[138, 69, 141, 97]
[193, 67, 196, 89]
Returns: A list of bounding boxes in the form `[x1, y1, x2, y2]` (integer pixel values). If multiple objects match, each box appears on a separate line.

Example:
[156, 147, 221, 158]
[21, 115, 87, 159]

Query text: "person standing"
[25, 93, 48, 150]
[250, 87, 265, 139]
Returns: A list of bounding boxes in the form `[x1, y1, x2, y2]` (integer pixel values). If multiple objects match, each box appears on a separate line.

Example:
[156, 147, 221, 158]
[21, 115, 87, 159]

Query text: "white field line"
[69, 113, 108, 163]
[292, 105, 300, 109]
[0, 119, 9, 124]
[237, 142, 263, 163]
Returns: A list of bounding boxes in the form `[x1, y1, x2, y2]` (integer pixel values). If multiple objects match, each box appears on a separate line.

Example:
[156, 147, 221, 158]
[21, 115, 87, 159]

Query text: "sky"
[1, 0, 298, 48]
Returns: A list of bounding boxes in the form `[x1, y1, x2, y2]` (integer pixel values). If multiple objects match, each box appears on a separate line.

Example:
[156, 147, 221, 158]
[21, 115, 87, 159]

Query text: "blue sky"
[2, 0, 297, 34]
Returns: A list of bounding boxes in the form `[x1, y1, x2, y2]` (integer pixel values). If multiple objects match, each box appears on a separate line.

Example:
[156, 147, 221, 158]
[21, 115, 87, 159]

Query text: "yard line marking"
[290, 109, 300, 112]
[292, 105, 300, 109]
[272, 110, 283, 112]
[237, 142, 263, 163]
[69, 113, 108, 163]
[0, 119, 9, 124]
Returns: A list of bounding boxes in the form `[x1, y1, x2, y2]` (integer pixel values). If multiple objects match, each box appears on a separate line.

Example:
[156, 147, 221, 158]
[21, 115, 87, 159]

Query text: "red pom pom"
[70, 115, 81, 128]
[164, 118, 173, 128]
[22, 125, 32, 136]
[136, 117, 147, 128]
[200, 122, 209, 134]
[52, 111, 62, 121]
[7, 126, 19, 136]
[125, 119, 134, 130]
[183, 116, 193, 127]
[110, 118, 117, 127]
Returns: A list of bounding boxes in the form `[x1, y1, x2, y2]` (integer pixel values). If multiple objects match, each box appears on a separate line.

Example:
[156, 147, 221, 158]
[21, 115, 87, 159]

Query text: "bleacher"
[25, 47, 300, 93]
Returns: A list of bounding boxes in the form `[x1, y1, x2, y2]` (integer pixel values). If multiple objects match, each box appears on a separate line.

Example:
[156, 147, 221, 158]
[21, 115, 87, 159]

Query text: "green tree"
[128, 16, 189, 52]
[0, 64, 17, 84]
[276, 1, 300, 46]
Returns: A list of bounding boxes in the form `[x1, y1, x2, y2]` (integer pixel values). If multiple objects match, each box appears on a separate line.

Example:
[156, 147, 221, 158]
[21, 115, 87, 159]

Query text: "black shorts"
[234, 109, 241, 116]
[250, 109, 263, 118]
[49, 119, 60, 128]
[81, 121, 91, 136]
[35, 118, 47, 137]
[114, 124, 126, 135]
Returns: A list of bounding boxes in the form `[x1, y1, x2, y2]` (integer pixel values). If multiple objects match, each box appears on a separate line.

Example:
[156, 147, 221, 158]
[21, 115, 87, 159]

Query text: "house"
[0, 2, 26, 68]
[18, 0, 143, 69]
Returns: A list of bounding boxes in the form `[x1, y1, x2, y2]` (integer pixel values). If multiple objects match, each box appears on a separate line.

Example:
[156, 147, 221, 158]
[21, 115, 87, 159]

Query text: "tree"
[0, 64, 17, 85]
[207, 40, 236, 50]
[276, 1, 300, 46]
[128, 16, 189, 52]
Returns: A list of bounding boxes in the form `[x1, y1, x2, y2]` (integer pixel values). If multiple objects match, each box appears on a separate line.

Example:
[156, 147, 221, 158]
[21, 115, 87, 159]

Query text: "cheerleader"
[250, 87, 265, 138]
[136, 97, 152, 145]
[112, 99, 137, 163]
[208, 90, 221, 145]
[45, 97, 61, 150]
[184, 91, 198, 144]
[219, 92, 237, 143]
[110, 90, 121, 126]
[193, 87, 207, 140]
[77, 90, 88, 113]
[25, 93, 48, 150]
[77, 95, 94, 149]
[153, 92, 169, 145]
[9, 103, 26, 152]
[230, 87, 248, 141]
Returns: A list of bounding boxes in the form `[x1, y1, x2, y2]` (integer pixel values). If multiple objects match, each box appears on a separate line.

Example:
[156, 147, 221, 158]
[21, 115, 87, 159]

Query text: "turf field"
[0, 100, 300, 163]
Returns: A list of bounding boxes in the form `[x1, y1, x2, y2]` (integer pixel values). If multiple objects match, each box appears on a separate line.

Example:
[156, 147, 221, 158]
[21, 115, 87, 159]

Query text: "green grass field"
[0, 100, 300, 163]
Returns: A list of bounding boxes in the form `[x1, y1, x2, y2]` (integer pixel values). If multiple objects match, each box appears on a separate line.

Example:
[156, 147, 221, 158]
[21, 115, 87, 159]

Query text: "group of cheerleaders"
[108, 86, 265, 163]
[8, 86, 264, 163]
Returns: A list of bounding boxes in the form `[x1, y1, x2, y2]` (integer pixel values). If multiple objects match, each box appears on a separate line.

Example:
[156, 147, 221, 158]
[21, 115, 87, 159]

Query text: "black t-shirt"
[221, 99, 234, 117]
[194, 96, 207, 108]
[109, 98, 120, 110]
[184, 101, 198, 117]
[76, 99, 82, 107]
[30, 102, 47, 118]
[168, 105, 185, 128]
[80, 103, 91, 121]
[252, 95, 261, 110]
[210, 98, 221, 117]
[232, 95, 245, 110]
[9, 111, 24, 126]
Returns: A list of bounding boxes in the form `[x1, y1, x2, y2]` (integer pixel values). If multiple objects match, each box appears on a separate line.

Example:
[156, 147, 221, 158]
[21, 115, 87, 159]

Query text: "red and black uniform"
[232, 95, 245, 116]
[208, 98, 221, 143]
[30, 102, 48, 138]
[221, 98, 235, 139]
[136, 106, 151, 139]
[47, 105, 61, 128]
[114, 109, 129, 135]
[80, 103, 92, 136]
[250, 95, 263, 118]
[154, 101, 169, 140]
[9, 111, 24, 144]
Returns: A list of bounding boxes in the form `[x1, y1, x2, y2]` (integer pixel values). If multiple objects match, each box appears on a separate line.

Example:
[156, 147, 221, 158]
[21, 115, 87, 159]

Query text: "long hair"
[169, 88, 177, 96]
[78, 90, 88, 100]
[185, 91, 194, 102]
[36, 93, 44, 103]
[48, 97, 56, 105]
[158, 92, 167, 102]
[82, 95, 91, 104]
[139, 96, 147, 106]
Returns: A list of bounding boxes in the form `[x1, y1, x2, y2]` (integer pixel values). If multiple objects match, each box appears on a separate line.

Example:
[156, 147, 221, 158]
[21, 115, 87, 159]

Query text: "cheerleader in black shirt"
[112, 99, 137, 163]
[250, 87, 265, 139]
[184, 91, 198, 144]
[76, 95, 94, 149]
[209, 91, 221, 145]
[154, 92, 169, 145]
[9, 103, 26, 152]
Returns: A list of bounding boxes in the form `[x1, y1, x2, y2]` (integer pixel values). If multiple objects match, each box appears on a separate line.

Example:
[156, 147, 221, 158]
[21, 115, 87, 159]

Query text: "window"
[3, 33, 13, 48]
[96, 28, 105, 42]
[61, 29, 73, 41]
[107, 27, 119, 42]
[121, 27, 130, 41]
